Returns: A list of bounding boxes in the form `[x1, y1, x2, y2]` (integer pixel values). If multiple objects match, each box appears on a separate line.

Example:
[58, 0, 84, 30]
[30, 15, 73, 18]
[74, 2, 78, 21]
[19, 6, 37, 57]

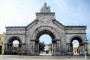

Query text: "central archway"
[36, 30, 55, 55]
[31, 26, 61, 56]
[30, 29, 60, 56]
[36, 30, 55, 40]
[39, 34, 52, 55]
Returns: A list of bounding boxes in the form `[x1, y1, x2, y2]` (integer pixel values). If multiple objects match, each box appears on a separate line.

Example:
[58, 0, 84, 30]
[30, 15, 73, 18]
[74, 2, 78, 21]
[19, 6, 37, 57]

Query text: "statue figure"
[40, 3, 51, 13]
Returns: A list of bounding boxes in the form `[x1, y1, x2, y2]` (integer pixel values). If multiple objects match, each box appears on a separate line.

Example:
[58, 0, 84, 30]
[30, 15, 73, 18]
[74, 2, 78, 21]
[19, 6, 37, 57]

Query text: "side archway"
[6, 36, 22, 55]
[70, 35, 83, 44]
[69, 35, 85, 55]
[7, 36, 22, 43]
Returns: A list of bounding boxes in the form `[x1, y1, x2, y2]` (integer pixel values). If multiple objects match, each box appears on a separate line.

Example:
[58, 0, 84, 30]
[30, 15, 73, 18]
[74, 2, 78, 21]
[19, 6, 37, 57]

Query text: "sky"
[0, 0, 90, 44]
[39, 34, 52, 44]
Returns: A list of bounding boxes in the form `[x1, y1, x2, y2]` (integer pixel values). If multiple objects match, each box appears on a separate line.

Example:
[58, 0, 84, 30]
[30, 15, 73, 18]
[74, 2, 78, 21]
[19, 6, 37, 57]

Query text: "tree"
[39, 42, 45, 52]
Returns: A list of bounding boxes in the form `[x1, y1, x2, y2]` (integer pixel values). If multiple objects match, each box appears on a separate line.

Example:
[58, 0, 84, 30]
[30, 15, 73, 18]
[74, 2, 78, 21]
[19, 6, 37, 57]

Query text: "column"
[21, 43, 26, 54]
[35, 43, 37, 54]
[57, 40, 60, 55]
[52, 43, 53, 53]
[32, 41, 35, 54]
[71, 44, 73, 52]
[67, 43, 70, 52]
[55, 42, 57, 55]
[67, 43, 71, 55]
[52, 39, 57, 55]
[37, 43, 39, 54]
[21, 44, 24, 54]
[79, 45, 81, 54]
[35, 41, 39, 55]
[8, 44, 10, 54]
[52, 40, 55, 55]
[79, 45, 82, 55]
[4, 43, 8, 54]
[52, 42, 56, 55]
[31, 40, 36, 55]
[82, 45, 85, 54]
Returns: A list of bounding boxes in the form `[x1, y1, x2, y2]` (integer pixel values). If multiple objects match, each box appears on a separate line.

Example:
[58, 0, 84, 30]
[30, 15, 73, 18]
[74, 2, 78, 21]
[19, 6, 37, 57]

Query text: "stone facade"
[5, 3, 87, 55]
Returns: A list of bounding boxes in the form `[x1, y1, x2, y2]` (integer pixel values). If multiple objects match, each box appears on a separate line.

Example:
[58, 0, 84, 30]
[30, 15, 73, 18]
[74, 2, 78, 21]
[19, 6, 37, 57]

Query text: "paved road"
[0, 55, 90, 60]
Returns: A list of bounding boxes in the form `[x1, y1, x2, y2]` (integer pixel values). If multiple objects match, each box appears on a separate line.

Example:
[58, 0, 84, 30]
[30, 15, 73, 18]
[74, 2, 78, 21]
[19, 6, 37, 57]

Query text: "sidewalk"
[0, 55, 89, 60]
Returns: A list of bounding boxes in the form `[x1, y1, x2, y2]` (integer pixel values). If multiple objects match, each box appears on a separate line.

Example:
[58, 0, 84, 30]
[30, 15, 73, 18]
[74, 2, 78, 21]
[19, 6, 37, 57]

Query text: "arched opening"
[7, 36, 22, 55]
[39, 34, 52, 55]
[70, 36, 83, 55]
[72, 40, 79, 55]
[12, 40, 20, 55]
[34, 30, 56, 56]
[13, 40, 19, 47]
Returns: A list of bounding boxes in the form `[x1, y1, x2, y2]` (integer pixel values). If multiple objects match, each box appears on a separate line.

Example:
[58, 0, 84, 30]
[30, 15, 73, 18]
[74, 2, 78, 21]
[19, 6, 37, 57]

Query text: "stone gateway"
[5, 3, 87, 56]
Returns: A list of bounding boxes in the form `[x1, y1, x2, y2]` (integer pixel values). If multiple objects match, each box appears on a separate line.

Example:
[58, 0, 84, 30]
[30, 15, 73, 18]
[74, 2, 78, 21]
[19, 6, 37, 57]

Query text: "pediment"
[26, 19, 39, 29]
[52, 19, 65, 29]
[26, 18, 65, 30]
